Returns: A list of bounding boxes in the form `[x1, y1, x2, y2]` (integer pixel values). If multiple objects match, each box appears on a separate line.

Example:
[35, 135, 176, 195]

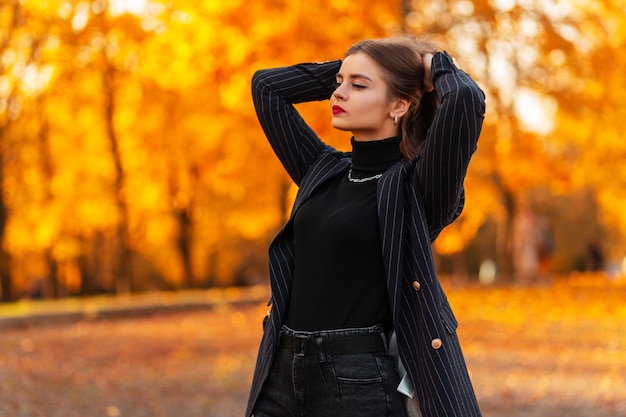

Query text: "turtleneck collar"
[350, 136, 403, 174]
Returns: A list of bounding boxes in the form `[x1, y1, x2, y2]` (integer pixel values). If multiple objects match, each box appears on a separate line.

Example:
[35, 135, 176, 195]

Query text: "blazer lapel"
[377, 162, 407, 324]
[291, 153, 350, 216]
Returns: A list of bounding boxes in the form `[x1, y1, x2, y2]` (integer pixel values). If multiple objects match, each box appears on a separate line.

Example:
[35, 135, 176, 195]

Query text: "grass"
[1, 274, 625, 417]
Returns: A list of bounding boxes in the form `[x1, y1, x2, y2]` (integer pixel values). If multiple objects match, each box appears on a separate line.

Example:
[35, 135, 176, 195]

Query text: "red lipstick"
[332, 105, 345, 115]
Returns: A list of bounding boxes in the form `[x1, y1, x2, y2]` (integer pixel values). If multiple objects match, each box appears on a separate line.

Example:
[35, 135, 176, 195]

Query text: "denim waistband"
[281, 324, 385, 339]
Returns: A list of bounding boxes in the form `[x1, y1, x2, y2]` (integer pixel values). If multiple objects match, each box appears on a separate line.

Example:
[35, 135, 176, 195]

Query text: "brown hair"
[344, 35, 440, 159]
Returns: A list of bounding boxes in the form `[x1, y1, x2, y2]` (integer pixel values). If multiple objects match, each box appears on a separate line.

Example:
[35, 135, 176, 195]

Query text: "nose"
[333, 84, 346, 100]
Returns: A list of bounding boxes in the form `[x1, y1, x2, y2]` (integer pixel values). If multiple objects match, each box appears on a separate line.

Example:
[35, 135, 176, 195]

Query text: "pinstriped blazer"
[246, 51, 486, 417]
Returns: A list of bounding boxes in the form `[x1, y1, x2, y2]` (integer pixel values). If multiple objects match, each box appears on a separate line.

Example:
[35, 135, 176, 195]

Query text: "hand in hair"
[423, 53, 434, 93]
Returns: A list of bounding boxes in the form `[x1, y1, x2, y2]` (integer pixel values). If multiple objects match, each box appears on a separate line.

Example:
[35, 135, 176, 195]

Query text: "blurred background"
[1, 0, 625, 300]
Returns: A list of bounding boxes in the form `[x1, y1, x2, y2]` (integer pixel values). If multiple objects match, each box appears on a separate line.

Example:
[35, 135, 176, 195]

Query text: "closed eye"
[335, 71, 373, 90]
[334, 81, 367, 90]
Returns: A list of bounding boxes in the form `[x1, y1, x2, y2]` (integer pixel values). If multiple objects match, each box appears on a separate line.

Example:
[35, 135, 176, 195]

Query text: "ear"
[390, 97, 410, 119]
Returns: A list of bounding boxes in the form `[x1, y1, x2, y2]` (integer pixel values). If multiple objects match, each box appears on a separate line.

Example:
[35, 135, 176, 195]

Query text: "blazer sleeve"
[416, 51, 486, 239]
[251, 60, 342, 186]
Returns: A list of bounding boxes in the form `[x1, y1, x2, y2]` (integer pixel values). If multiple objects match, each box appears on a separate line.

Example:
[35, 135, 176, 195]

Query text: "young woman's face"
[331, 52, 397, 141]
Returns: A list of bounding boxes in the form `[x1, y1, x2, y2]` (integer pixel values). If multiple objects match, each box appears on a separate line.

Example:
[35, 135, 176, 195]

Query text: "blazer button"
[412, 281, 421, 291]
[431, 338, 442, 349]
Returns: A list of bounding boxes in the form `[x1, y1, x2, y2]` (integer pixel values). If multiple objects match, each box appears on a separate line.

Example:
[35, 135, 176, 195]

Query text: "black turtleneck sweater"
[285, 136, 403, 331]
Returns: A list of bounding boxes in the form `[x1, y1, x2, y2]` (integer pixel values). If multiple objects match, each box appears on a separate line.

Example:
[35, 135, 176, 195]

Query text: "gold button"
[412, 281, 421, 291]
[431, 338, 442, 349]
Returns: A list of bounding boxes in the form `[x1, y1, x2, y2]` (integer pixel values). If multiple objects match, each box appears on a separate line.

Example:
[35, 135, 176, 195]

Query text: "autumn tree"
[0, 0, 407, 297]
[3, 0, 624, 298]
[0, 0, 19, 301]
[0, 0, 51, 300]
[405, 0, 626, 279]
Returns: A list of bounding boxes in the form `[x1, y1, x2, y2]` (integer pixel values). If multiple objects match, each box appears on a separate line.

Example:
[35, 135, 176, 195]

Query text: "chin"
[331, 121, 351, 132]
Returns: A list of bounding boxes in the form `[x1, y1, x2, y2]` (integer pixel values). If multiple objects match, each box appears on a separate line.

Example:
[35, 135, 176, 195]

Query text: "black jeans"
[253, 325, 408, 417]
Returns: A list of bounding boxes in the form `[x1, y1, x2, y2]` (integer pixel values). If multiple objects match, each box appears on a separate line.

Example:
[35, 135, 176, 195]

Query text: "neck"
[350, 136, 403, 174]
[352, 126, 399, 142]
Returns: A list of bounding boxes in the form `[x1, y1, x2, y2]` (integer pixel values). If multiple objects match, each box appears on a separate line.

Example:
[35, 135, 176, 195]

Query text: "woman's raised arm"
[416, 51, 486, 239]
[251, 60, 341, 185]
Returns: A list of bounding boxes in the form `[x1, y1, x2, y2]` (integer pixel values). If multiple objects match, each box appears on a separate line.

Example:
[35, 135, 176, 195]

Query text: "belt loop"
[315, 337, 327, 362]
[296, 335, 307, 357]
[380, 331, 389, 353]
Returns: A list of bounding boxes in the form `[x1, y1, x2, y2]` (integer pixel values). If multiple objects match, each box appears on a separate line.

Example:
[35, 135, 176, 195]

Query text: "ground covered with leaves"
[1, 274, 625, 417]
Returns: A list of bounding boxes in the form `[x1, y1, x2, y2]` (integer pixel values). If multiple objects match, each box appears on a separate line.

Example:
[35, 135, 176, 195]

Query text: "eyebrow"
[336, 73, 374, 81]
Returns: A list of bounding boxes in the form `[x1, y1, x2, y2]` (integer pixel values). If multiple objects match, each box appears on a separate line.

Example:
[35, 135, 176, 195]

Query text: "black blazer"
[246, 51, 486, 417]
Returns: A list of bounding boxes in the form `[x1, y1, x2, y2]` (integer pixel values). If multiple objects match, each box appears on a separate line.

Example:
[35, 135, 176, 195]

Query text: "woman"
[247, 35, 486, 417]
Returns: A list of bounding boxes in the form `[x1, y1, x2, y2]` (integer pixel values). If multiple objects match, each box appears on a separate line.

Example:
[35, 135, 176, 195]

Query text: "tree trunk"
[175, 207, 194, 288]
[279, 177, 291, 224]
[494, 179, 516, 281]
[0, 135, 12, 302]
[206, 251, 218, 288]
[37, 112, 62, 298]
[103, 56, 132, 294]
[0, 250, 11, 302]
[172, 164, 198, 289]
[42, 248, 60, 298]
[0, 2, 22, 302]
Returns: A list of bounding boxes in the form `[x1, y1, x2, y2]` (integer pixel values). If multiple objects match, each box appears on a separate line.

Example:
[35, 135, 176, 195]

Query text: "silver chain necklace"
[347, 169, 383, 183]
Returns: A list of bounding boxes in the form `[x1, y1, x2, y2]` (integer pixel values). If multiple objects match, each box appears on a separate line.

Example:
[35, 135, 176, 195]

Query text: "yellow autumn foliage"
[0, 0, 625, 296]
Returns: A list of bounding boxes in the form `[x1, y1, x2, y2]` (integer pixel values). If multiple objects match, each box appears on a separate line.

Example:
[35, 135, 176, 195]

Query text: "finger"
[423, 54, 434, 92]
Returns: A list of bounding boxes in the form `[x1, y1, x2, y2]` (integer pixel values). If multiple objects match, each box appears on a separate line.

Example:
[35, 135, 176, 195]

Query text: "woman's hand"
[423, 53, 434, 92]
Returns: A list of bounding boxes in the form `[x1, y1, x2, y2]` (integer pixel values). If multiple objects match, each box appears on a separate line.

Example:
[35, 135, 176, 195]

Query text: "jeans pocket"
[331, 353, 403, 417]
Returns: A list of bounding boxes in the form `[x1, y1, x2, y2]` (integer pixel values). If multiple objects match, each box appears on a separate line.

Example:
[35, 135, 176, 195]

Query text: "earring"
[392, 114, 398, 126]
